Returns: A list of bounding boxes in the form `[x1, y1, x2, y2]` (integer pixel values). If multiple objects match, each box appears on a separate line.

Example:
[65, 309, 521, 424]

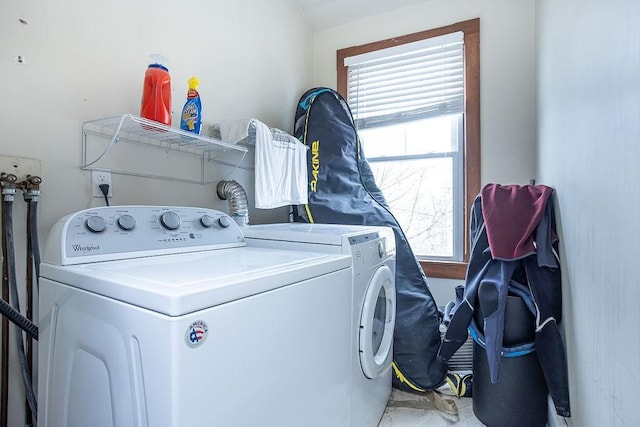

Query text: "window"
[337, 19, 480, 279]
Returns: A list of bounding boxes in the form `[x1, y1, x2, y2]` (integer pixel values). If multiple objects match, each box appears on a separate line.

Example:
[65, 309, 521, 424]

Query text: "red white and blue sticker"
[185, 320, 209, 348]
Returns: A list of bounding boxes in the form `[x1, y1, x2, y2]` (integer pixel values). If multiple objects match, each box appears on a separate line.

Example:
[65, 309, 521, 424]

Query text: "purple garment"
[481, 184, 554, 261]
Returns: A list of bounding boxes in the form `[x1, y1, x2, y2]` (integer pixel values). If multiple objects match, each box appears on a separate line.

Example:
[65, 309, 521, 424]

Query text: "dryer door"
[359, 264, 396, 379]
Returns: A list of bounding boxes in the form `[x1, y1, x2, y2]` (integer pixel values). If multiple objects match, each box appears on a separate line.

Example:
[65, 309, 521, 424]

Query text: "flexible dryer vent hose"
[216, 180, 249, 227]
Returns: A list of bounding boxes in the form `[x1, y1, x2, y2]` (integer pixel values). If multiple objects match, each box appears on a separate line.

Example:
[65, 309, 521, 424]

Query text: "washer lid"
[41, 247, 350, 316]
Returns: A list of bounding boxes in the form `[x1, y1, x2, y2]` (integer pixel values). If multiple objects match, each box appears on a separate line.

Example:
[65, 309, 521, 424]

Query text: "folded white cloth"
[219, 119, 251, 144]
[251, 119, 308, 209]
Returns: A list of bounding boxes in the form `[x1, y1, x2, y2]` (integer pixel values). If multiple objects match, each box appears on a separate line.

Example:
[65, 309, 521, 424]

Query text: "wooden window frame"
[337, 18, 481, 280]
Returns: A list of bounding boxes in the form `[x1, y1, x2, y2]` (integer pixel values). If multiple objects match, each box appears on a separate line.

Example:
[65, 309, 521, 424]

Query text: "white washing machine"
[38, 206, 355, 427]
[243, 223, 396, 427]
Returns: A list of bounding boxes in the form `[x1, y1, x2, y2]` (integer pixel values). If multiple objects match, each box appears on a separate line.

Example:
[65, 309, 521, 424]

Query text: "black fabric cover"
[292, 87, 447, 391]
[437, 189, 571, 417]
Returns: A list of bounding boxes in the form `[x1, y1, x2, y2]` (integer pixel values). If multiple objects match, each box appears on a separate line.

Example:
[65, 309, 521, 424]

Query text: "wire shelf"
[83, 114, 247, 159]
[81, 114, 250, 184]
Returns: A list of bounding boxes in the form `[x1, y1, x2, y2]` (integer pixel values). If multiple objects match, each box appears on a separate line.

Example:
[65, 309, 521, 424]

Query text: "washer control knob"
[86, 216, 107, 233]
[218, 216, 231, 228]
[160, 212, 181, 230]
[200, 215, 215, 228]
[117, 214, 136, 231]
[378, 242, 385, 258]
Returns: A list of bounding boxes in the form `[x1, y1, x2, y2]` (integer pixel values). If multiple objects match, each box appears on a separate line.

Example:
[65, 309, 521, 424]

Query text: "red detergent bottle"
[140, 54, 172, 125]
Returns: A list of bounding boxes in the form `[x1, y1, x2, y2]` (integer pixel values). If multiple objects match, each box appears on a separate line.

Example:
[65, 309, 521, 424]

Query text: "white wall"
[312, 0, 536, 300]
[312, 0, 537, 187]
[0, 0, 312, 424]
[537, 1, 640, 425]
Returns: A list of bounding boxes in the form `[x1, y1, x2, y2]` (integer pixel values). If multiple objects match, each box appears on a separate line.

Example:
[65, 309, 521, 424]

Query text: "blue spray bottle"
[180, 76, 202, 134]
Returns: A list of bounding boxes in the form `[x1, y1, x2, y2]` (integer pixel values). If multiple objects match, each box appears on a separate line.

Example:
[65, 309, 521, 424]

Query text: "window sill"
[419, 260, 467, 280]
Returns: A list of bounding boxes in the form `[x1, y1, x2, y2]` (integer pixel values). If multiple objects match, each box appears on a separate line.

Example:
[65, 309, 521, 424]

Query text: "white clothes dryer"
[38, 206, 355, 427]
[243, 223, 396, 427]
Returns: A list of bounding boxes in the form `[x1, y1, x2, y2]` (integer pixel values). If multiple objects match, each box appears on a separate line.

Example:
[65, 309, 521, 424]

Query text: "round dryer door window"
[359, 265, 396, 379]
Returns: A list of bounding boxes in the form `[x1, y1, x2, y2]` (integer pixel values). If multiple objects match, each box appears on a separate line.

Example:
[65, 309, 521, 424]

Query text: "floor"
[379, 389, 485, 427]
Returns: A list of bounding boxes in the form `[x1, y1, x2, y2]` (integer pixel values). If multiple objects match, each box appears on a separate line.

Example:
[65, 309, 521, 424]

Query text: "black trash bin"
[472, 293, 548, 427]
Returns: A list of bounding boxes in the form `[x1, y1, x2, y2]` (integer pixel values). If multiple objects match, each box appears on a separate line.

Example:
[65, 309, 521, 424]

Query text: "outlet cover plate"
[92, 169, 112, 198]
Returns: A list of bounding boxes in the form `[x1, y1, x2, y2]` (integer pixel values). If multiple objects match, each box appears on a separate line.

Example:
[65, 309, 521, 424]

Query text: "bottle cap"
[188, 76, 200, 90]
[149, 53, 169, 70]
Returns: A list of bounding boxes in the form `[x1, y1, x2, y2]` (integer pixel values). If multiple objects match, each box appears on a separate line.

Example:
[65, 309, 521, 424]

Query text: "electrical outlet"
[92, 169, 112, 198]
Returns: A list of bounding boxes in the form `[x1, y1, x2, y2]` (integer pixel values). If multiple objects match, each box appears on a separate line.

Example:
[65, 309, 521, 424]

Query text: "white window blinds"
[344, 31, 464, 129]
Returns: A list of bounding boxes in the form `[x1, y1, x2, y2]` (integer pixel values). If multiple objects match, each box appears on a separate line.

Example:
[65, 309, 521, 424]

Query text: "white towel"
[219, 119, 251, 144]
[251, 119, 308, 209]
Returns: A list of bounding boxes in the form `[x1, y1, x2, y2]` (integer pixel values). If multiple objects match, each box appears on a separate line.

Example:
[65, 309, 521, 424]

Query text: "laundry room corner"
[4, 0, 637, 425]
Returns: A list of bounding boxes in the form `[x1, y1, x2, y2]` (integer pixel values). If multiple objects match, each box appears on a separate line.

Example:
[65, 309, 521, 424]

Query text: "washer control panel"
[350, 236, 391, 275]
[45, 206, 245, 265]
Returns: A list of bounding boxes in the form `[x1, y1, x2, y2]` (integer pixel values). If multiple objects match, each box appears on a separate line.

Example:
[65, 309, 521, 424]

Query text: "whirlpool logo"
[72, 244, 100, 253]
[310, 140, 320, 193]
